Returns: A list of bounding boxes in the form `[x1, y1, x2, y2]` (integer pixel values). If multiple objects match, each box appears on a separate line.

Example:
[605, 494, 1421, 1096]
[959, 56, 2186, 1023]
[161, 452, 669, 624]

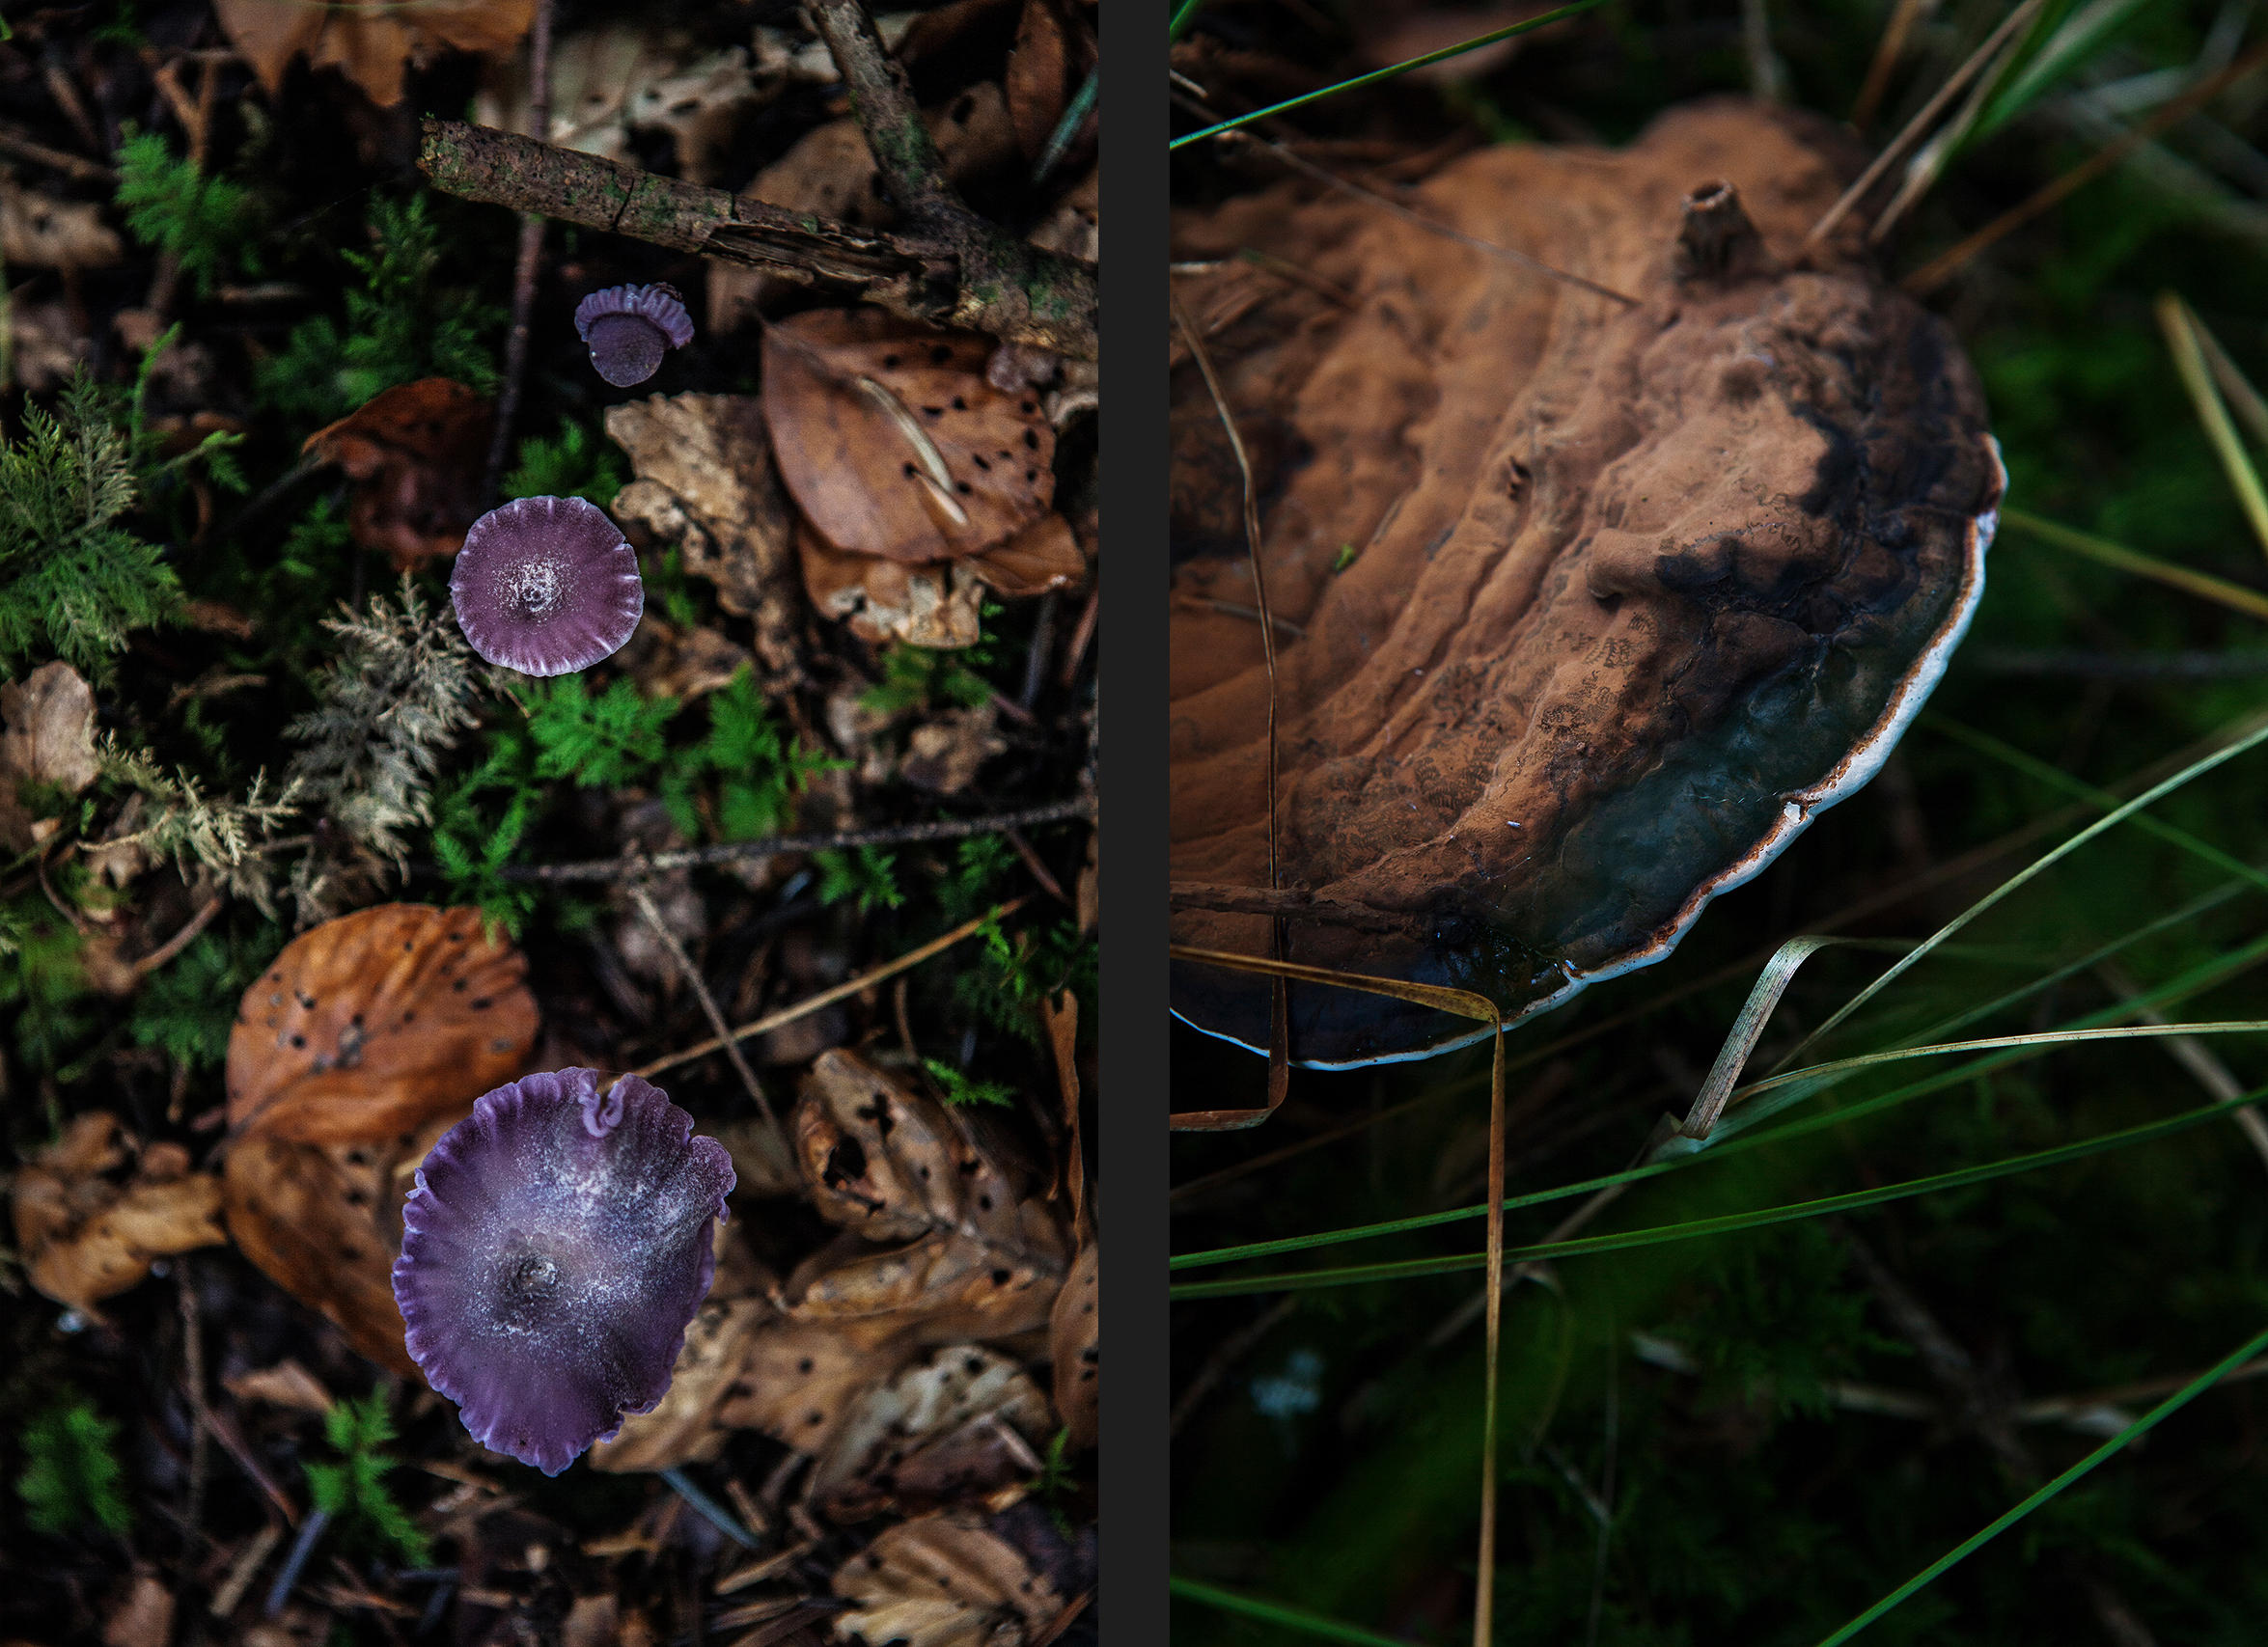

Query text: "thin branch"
[1169, 880, 1406, 933]
[628, 880, 781, 1139]
[416, 117, 1095, 359]
[632, 897, 1029, 1081]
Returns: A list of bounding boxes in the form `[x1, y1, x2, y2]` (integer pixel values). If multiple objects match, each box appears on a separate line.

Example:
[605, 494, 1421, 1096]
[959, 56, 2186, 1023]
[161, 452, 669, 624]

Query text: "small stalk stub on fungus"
[574, 283, 694, 387]
[449, 495, 646, 675]
[392, 1068, 735, 1475]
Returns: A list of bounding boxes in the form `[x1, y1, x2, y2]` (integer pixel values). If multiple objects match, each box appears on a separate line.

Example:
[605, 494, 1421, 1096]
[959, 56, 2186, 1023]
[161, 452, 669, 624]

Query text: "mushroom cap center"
[587, 312, 668, 388]
[507, 558, 565, 618]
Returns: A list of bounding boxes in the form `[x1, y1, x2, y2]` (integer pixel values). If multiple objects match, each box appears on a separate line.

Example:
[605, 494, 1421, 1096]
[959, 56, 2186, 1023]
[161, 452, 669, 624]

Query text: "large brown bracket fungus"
[1169, 102, 2004, 1070]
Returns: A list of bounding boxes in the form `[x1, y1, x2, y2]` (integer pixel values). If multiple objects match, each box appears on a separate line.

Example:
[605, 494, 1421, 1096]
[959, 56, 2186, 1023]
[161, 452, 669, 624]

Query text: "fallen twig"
[628, 879, 781, 1138]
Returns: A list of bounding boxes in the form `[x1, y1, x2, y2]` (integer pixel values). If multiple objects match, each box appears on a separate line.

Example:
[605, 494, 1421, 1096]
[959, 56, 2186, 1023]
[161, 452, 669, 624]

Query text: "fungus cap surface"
[574, 284, 693, 387]
[1167, 102, 2004, 1070]
[391, 1068, 734, 1475]
[450, 495, 645, 675]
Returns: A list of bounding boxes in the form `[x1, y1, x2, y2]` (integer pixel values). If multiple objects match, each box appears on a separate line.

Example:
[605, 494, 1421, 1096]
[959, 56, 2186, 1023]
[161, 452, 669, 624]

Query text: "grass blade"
[1170, 1577, 1421, 1646]
[1812, 1318, 2268, 1646]
[2158, 290, 2268, 560]
[1999, 506, 2268, 620]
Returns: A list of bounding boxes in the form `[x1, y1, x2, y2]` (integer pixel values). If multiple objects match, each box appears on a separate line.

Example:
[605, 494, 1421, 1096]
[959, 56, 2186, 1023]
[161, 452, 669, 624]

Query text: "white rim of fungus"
[1175, 438, 2005, 1071]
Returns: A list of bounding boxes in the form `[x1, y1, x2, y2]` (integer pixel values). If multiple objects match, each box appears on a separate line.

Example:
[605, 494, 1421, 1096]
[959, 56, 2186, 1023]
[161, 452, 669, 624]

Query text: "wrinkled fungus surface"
[574, 284, 694, 387]
[450, 495, 645, 675]
[393, 1068, 734, 1475]
[1168, 102, 2003, 1069]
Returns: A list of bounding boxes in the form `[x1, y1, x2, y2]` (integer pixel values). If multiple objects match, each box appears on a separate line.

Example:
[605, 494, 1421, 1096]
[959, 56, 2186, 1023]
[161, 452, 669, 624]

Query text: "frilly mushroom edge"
[1167, 101, 2005, 1070]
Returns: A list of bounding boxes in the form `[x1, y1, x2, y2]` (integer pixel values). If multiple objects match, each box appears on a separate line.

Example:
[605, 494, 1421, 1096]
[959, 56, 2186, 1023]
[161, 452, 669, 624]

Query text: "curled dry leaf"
[0, 661, 100, 853]
[1169, 102, 2003, 1066]
[761, 311, 1057, 565]
[1047, 1243, 1096, 1451]
[13, 1114, 227, 1318]
[813, 1344, 1054, 1523]
[0, 175, 124, 269]
[784, 1051, 1068, 1347]
[966, 514, 1086, 599]
[303, 379, 494, 571]
[226, 903, 538, 1144]
[606, 393, 801, 678]
[833, 1513, 1063, 1647]
[221, 1107, 463, 1380]
[215, 0, 538, 108]
[222, 1358, 337, 1415]
[799, 526, 987, 649]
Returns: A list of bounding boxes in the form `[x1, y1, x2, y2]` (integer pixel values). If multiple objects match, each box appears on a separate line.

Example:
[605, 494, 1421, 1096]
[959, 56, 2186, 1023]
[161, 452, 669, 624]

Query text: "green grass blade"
[1812, 1317, 2268, 1646]
[1168, 0, 1613, 151]
[2000, 507, 2268, 621]
[1973, 0, 2172, 143]
[1169, 0, 1209, 42]
[1170, 1084, 2268, 1298]
[1171, 1576, 1421, 1646]
[1776, 702, 2268, 1071]
[1174, 920, 2268, 1272]
[2159, 292, 2268, 561]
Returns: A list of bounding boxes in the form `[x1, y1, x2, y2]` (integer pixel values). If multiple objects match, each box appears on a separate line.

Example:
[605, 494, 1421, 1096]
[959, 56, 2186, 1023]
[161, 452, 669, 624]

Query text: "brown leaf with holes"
[1047, 1243, 1096, 1450]
[0, 662, 100, 853]
[303, 379, 493, 570]
[762, 311, 1056, 564]
[833, 1513, 1062, 1647]
[12, 1114, 227, 1318]
[812, 1344, 1053, 1522]
[783, 1052, 1067, 1347]
[220, 1108, 460, 1379]
[214, 0, 538, 108]
[226, 903, 537, 1144]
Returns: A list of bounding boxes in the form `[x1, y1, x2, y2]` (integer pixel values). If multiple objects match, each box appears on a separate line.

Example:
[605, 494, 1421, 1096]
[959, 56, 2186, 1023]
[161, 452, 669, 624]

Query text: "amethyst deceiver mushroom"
[450, 495, 645, 675]
[574, 284, 694, 387]
[392, 1069, 734, 1475]
[1168, 103, 2003, 1070]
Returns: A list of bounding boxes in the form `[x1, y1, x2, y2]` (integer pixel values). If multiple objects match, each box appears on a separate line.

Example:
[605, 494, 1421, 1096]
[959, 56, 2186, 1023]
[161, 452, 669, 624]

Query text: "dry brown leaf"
[965, 514, 1085, 599]
[901, 708, 1007, 797]
[101, 1567, 175, 1647]
[11, 298, 93, 392]
[215, 0, 538, 108]
[302, 379, 493, 570]
[13, 1115, 227, 1318]
[482, 28, 761, 185]
[783, 1052, 1067, 1346]
[225, 903, 537, 1144]
[606, 394, 802, 678]
[833, 1513, 1062, 1647]
[0, 174, 123, 268]
[1006, 0, 1086, 163]
[618, 615, 754, 701]
[223, 1358, 337, 1415]
[0, 662, 99, 853]
[1046, 1244, 1095, 1451]
[813, 1344, 1053, 1522]
[799, 527, 986, 649]
[220, 1111, 464, 1379]
[761, 312, 1056, 564]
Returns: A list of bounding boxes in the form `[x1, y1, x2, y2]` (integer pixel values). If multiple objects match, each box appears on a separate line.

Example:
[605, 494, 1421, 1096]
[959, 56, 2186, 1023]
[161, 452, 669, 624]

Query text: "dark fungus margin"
[1167, 101, 2004, 1071]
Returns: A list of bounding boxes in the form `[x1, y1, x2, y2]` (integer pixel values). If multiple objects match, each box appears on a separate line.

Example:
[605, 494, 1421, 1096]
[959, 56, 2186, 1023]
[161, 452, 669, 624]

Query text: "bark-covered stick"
[417, 118, 1097, 360]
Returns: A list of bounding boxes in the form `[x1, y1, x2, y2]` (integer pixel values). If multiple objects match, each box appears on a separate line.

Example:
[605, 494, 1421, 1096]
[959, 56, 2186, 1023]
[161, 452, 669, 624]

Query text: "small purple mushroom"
[392, 1069, 734, 1475]
[449, 495, 645, 676]
[573, 283, 694, 387]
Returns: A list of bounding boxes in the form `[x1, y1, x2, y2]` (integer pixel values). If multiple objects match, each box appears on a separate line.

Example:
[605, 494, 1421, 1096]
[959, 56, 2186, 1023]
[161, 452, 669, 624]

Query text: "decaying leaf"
[606, 393, 802, 678]
[833, 1512, 1063, 1647]
[303, 379, 494, 570]
[1005, 0, 1090, 163]
[0, 173, 124, 268]
[1168, 102, 2003, 1066]
[215, 0, 538, 108]
[966, 513, 1086, 599]
[0, 661, 100, 852]
[783, 1051, 1067, 1346]
[225, 903, 538, 1143]
[1047, 1244, 1096, 1451]
[900, 708, 1008, 797]
[220, 1111, 462, 1379]
[799, 528, 987, 649]
[481, 26, 764, 186]
[761, 311, 1057, 565]
[223, 1358, 337, 1415]
[618, 615, 754, 701]
[13, 1115, 227, 1317]
[813, 1344, 1053, 1522]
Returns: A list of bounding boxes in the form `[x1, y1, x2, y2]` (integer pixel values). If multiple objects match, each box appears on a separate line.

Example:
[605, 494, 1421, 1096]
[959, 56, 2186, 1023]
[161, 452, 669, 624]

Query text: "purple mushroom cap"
[573, 284, 694, 387]
[450, 495, 645, 676]
[392, 1069, 735, 1476]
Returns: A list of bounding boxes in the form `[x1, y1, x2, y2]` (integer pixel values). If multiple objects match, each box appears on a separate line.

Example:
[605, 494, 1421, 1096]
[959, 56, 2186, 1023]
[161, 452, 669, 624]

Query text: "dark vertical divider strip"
[1097, 3, 1171, 1642]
